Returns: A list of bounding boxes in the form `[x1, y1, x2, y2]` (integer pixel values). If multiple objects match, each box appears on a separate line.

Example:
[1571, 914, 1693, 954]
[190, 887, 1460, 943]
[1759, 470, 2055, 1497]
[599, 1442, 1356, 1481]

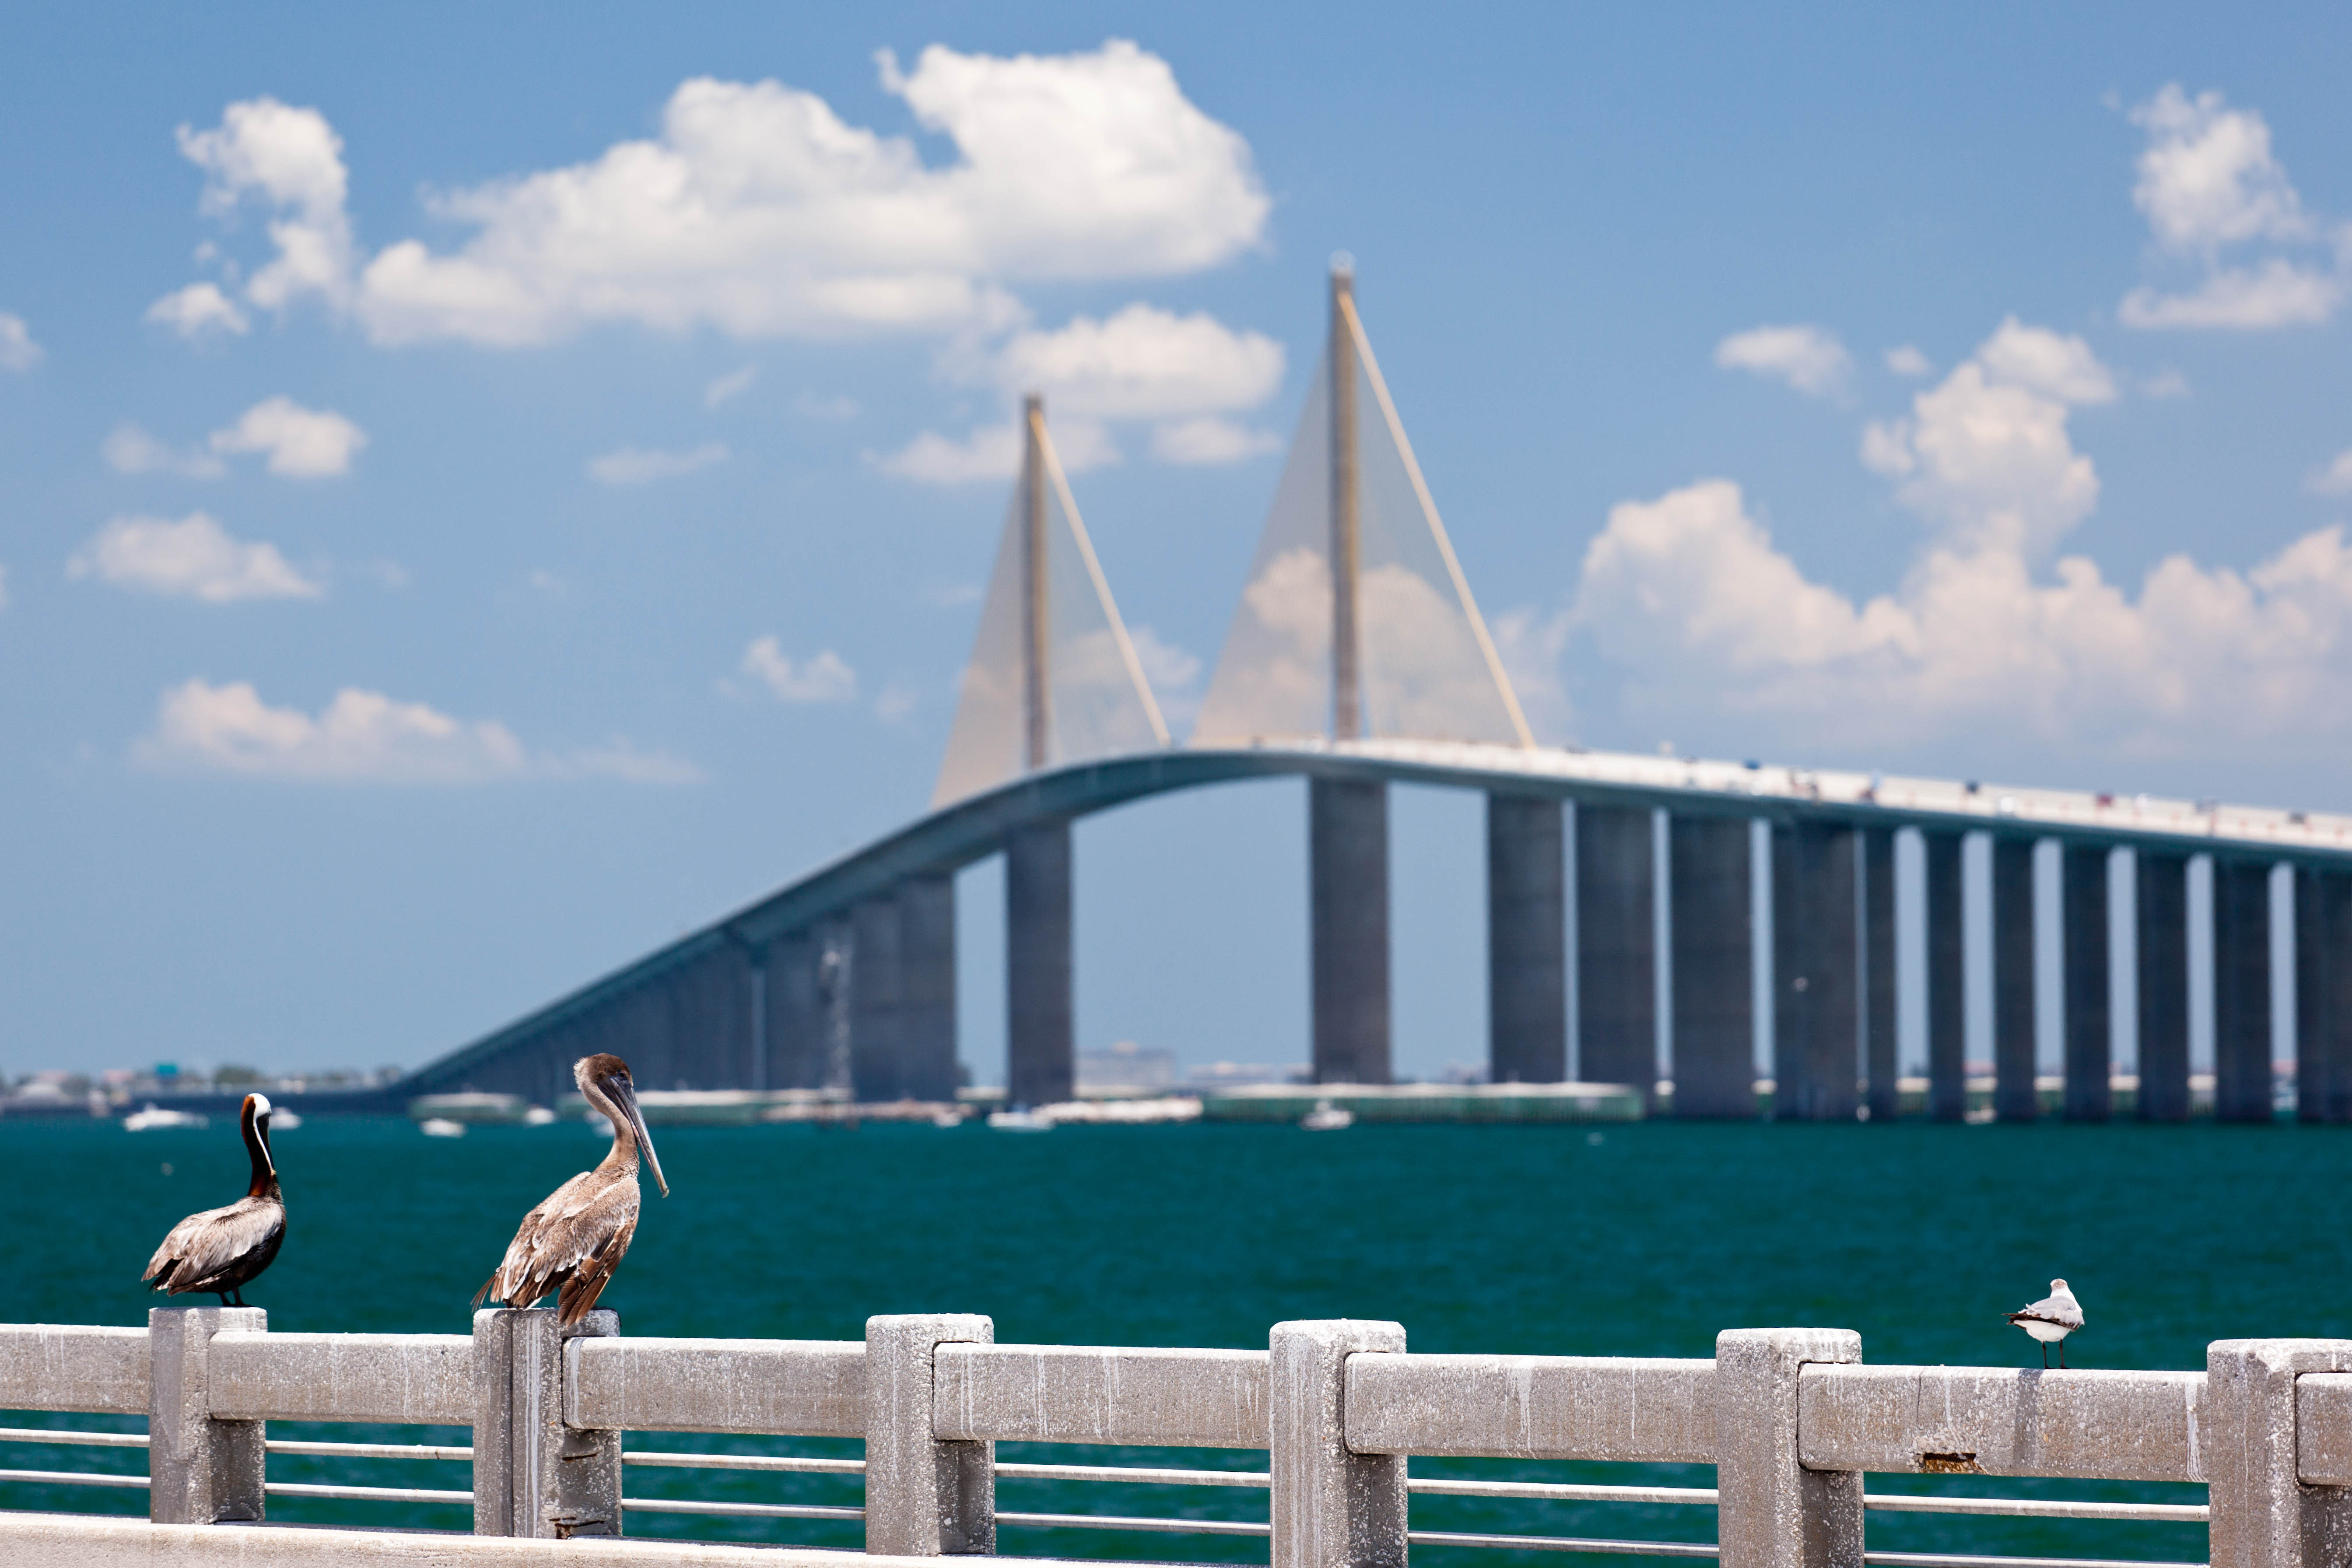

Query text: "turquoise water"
[6, 1115, 2346, 1561]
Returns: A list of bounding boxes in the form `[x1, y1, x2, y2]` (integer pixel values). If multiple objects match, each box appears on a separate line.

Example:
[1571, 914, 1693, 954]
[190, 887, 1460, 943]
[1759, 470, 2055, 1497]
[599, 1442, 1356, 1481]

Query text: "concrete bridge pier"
[2136, 852, 2191, 1122]
[898, 874, 957, 1102]
[761, 932, 824, 1090]
[1311, 778, 1392, 1084]
[1771, 821, 1859, 1121]
[849, 894, 905, 1101]
[1572, 802, 1653, 1099]
[2063, 845, 2111, 1121]
[2297, 867, 2352, 1123]
[2214, 858, 2274, 1123]
[1992, 837, 2038, 1122]
[1863, 830, 1897, 1121]
[1923, 830, 1966, 1121]
[1486, 793, 1568, 1084]
[1670, 815, 1755, 1117]
[1006, 820, 1075, 1108]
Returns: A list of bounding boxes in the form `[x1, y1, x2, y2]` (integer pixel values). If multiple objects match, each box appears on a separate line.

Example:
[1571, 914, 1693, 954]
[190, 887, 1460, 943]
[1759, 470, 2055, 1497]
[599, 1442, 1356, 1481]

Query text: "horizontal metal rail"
[266, 1481, 471, 1506]
[623, 1450, 862, 1475]
[1863, 1495, 2208, 1522]
[0, 1427, 147, 1449]
[266, 1439, 471, 1463]
[622, 1497, 865, 1521]
[1413, 1478, 1714, 1505]
[0, 1467, 147, 1489]
[1864, 1557, 2205, 1568]
[997, 1509, 1272, 1537]
[1410, 1530, 1717, 1556]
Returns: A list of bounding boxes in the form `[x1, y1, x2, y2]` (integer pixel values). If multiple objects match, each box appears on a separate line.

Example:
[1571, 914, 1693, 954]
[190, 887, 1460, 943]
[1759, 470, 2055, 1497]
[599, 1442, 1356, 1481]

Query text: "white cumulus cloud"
[1884, 345, 1933, 378]
[103, 424, 226, 478]
[740, 638, 858, 702]
[2311, 450, 2352, 497]
[587, 442, 729, 484]
[208, 396, 368, 477]
[1859, 319, 2107, 558]
[155, 45, 1263, 347]
[68, 513, 319, 602]
[705, 365, 757, 407]
[1713, 324, 1851, 397]
[0, 312, 42, 370]
[895, 303, 1283, 477]
[134, 679, 695, 782]
[2120, 85, 2344, 331]
[875, 417, 1117, 484]
[145, 282, 250, 338]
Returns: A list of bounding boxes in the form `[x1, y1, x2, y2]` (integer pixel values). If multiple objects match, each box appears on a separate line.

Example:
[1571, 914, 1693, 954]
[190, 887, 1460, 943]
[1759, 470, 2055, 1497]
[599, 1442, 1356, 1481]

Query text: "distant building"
[1076, 1041, 1177, 1093]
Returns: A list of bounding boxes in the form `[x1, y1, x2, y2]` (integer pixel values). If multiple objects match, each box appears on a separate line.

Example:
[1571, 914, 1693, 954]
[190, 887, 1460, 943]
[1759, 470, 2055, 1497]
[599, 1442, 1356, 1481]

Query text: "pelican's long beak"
[613, 1079, 668, 1197]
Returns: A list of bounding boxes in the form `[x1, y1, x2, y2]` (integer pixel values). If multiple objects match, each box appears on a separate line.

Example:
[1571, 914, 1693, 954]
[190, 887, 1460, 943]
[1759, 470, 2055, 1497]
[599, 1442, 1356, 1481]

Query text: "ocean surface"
[5, 1113, 2346, 1562]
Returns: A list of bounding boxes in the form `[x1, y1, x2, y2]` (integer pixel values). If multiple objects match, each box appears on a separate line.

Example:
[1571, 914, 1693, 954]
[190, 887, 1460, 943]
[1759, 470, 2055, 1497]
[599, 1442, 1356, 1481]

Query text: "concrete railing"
[5, 1312, 2349, 1568]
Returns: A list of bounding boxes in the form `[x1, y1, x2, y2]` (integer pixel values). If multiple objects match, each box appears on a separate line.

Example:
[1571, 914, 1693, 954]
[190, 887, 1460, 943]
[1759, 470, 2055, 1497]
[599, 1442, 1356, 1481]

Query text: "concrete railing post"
[1271, 1319, 1407, 1568]
[148, 1305, 266, 1525]
[2208, 1339, 2352, 1568]
[1715, 1329, 1863, 1568]
[866, 1313, 995, 1555]
[471, 1307, 622, 1539]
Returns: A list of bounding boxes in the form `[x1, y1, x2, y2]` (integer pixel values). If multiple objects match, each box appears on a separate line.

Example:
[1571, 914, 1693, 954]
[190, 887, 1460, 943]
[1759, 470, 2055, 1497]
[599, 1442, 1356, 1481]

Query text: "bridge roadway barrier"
[12, 1311, 2352, 1567]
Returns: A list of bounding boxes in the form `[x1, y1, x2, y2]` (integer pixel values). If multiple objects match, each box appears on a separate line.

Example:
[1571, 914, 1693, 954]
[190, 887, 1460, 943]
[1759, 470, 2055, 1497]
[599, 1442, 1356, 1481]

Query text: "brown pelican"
[473, 1054, 668, 1325]
[141, 1093, 284, 1307]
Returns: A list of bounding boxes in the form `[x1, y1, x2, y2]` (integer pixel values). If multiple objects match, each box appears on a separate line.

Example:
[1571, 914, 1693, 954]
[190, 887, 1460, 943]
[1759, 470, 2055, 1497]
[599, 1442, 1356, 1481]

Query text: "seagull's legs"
[2059, 1339, 2066, 1370]
[2040, 1341, 2049, 1369]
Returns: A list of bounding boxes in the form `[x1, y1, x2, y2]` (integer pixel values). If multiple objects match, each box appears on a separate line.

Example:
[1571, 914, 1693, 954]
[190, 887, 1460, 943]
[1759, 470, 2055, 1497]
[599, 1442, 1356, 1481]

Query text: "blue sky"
[4, 4, 2349, 1083]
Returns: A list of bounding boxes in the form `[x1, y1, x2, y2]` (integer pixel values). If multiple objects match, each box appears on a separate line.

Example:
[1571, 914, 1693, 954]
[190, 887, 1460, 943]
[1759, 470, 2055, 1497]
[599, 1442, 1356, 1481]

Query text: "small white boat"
[419, 1117, 467, 1138]
[522, 1106, 557, 1126]
[1299, 1099, 1354, 1131]
[123, 1105, 207, 1132]
[931, 1108, 965, 1128]
[986, 1108, 1055, 1132]
[269, 1110, 302, 1130]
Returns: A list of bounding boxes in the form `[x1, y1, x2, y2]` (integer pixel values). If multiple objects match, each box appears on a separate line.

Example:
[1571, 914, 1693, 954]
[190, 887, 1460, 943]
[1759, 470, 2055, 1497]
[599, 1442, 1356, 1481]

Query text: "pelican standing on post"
[475, 1055, 668, 1325]
[142, 1093, 285, 1307]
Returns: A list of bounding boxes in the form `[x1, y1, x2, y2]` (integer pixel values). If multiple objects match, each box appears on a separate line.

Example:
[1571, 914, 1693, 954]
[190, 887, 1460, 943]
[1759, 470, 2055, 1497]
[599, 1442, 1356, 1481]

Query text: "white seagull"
[2005, 1278, 2084, 1368]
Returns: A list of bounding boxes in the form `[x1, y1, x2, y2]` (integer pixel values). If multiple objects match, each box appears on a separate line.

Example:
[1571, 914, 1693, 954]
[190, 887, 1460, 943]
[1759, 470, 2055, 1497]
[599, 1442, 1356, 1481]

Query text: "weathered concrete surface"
[0, 1323, 148, 1414]
[1344, 1353, 1715, 1463]
[473, 1308, 621, 1540]
[150, 1306, 266, 1526]
[569, 1336, 865, 1436]
[0, 1512, 1069, 1566]
[1716, 1329, 1862, 1568]
[1796, 1364, 2206, 1480]
[866, 1313, 993, 1556]
[2296, 1372, 2352, 1484]
[1270, 1319, 1405, 1568]
[209, 1332, 472, 1425]
[2208, 1340, 2352, 1568]
[933, 1343, 1269, 1448]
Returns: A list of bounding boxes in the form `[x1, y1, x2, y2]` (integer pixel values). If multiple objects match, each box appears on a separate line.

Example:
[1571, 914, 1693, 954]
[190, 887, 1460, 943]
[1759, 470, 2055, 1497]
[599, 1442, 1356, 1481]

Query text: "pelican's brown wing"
[476, 1172, 641, 1324]
[143, 1196, 285, 1295]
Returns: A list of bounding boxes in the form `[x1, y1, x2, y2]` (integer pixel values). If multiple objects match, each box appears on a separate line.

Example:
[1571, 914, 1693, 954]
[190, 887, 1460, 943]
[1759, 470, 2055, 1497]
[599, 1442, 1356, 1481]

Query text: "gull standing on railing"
[474, 1054, 668, 1325]
[141, 1092, 284, 1308]
[2006, 1278, 2084, 1367]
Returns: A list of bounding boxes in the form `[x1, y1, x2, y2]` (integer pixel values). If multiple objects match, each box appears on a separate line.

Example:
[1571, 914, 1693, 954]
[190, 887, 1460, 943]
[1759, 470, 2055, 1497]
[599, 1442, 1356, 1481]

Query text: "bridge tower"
[935, 396, 1170, 1107]
[1197, 260, 1541, 1086]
